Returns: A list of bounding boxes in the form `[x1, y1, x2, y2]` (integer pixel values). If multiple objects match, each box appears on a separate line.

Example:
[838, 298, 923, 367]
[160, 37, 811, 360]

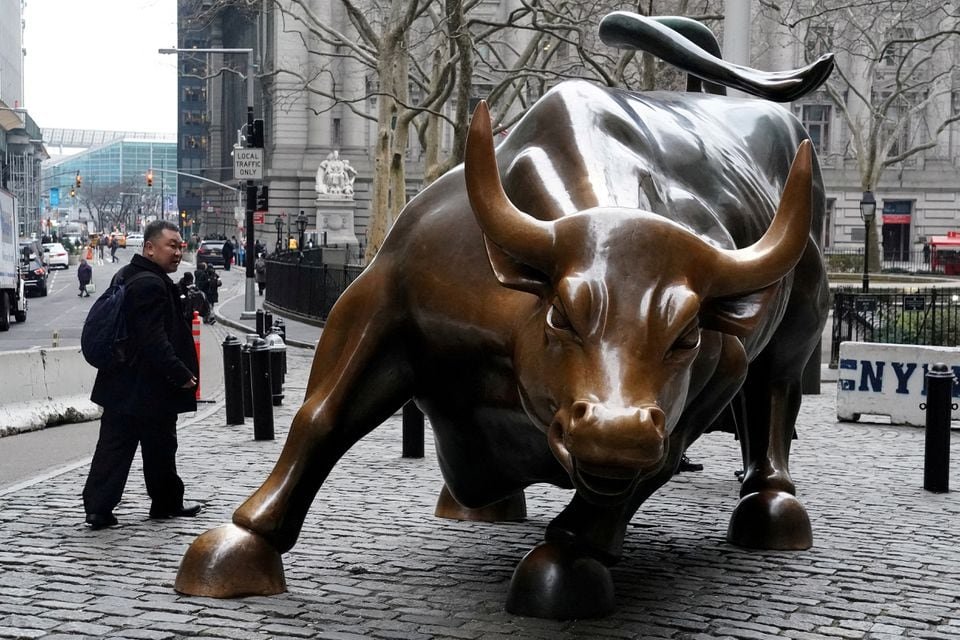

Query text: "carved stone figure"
[176, 12, 833, 620]
[315, 150, 356, 198]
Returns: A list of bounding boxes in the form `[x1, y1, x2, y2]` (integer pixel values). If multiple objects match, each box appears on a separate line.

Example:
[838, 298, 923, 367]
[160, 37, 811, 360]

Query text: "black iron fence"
[823, 248, 945, 275]
[263, 248, 364, 324]
[830, 288, 960, 366]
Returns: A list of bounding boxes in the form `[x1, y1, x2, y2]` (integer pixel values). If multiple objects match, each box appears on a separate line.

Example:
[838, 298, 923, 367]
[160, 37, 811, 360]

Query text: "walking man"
[83, 220, 202, 530]
[77, 258, 92, 297]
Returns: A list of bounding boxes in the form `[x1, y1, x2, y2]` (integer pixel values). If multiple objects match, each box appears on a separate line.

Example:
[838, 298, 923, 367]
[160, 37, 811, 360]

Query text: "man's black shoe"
[85, 513, 119, 530]
[677, 455, 704, 473]
[149, 503, 202, 519]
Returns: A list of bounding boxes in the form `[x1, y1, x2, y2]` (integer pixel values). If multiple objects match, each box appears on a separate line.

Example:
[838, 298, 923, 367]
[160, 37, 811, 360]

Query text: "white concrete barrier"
[0, 346, 101, 436]
[836, 342, 960, 427]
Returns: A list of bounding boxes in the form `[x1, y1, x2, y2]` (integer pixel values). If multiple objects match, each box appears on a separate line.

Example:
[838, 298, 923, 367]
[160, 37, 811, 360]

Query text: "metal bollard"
[273, 319, 287, 375]
[222, 335, 245, 425]
[240, 334, 258, 418]
[264, 329, 286, 406]
[255, 309, 266, 337]
[264, 310, 273, 336]
[402, 401, 425, 458]
[923, 363, 954, 493]
[249, 337, 275, 440]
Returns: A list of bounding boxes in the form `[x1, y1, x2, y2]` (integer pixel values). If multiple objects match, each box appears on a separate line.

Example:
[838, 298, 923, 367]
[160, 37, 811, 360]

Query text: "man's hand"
[181, 376, 198, 389]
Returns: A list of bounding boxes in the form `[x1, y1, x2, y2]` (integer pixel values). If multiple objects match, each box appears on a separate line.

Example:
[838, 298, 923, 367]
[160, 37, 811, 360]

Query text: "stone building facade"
[180, 1, 960, 262]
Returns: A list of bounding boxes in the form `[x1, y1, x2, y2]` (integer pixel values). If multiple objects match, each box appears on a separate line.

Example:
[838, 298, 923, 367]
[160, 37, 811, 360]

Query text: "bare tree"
[758, 0, 960, 268]
[188, 0, 723, 261]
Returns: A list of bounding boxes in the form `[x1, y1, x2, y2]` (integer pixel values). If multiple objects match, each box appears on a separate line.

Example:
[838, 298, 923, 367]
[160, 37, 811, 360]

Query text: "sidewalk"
[1, 284, 959, 638]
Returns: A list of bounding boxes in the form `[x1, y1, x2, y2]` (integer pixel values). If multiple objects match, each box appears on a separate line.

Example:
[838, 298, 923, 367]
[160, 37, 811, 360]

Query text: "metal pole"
[862, 218, 870, 292]
[923, 363, 953, 493]
[402, 401, 425, 458]
[242, 51, 258, 319]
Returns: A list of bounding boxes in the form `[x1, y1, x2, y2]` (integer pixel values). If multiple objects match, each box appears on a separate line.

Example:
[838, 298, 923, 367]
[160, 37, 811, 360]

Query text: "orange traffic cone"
[192, 311, 201, 400]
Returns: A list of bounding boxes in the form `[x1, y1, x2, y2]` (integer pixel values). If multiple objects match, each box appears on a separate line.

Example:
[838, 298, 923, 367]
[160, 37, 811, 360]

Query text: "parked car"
[195, 240, 226, 268]
[42, 242, 70, 269]
[20, 253, 48, 297]
[126, 232, 144, 249]
[19, 239, 46, 266]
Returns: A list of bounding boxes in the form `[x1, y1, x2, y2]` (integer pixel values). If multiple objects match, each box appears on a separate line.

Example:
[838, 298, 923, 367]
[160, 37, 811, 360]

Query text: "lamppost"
[160, 46, 258, 318]
[274, 215, 284, 254]
[296, 210, 307, 253]
[860, 190, 877, 292]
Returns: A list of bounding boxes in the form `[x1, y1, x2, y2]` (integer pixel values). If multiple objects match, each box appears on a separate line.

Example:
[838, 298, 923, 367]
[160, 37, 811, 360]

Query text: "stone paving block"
[0, 628, 47, 639]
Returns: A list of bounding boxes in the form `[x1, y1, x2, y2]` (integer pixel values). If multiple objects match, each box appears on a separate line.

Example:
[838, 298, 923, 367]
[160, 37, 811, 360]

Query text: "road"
[0, 247, 134, 350]
[0, 255, 247, 490]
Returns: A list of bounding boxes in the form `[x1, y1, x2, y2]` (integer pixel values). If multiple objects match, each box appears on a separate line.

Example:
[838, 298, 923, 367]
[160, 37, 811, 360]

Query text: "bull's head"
[464, 101, 812, 505]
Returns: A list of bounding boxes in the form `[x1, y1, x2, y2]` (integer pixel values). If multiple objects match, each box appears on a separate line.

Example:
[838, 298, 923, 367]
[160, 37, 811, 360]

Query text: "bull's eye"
[546, 302, 573, 333]
[671, 323, 700, 352]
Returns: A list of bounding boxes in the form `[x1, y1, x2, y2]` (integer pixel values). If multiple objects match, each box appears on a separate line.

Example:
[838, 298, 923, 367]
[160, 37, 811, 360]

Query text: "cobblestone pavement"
[1, 339, 959, 639]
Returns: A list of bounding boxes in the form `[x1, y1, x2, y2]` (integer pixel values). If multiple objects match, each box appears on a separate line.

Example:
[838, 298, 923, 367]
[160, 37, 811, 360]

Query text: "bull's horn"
[710, 140, 813, 296]
[464, 101, 554, 270]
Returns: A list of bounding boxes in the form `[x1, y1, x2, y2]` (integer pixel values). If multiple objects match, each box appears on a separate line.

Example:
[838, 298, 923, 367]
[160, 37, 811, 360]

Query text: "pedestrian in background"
[221, 238, 234, 271]
[77, 258, 92, 297]
[109, 235, 119, 264]
[254, 252, 266, 295]
[83, 220, 202, 530]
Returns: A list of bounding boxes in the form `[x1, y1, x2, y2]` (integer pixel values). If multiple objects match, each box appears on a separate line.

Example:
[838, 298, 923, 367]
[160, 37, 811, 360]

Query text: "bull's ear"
[483, 237, 551, 296]
[700, 282, 782, 337]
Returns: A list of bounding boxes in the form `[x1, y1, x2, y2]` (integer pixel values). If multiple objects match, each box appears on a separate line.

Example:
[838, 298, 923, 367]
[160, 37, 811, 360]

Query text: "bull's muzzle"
[548, 401, 667, 503]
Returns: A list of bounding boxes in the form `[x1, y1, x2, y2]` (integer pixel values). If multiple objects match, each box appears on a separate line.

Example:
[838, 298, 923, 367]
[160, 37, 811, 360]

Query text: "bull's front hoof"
[506, 541, 614, 619]
[174, 524, 286, 597]
[727, 491, 812, 550]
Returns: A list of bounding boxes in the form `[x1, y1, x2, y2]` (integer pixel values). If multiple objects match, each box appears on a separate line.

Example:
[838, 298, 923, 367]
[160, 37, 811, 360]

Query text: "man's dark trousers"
[82, 409, 185, 515]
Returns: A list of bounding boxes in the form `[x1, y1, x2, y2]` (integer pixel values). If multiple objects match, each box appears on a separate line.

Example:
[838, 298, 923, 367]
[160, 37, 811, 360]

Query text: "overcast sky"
[22, 0, 178, 134]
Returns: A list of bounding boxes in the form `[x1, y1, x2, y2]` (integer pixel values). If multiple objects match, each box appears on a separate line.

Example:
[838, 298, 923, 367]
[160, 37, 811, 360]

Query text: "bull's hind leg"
[175, 271, 414, 597]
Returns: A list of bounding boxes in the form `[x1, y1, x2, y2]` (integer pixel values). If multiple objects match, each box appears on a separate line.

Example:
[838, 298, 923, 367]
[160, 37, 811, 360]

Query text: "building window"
[800, 104, 831, 155]
[822, 198, 834, 249]
[805, 25, 833, 59]
[883, 27, 914, 67]
[332, 118, 342, 147]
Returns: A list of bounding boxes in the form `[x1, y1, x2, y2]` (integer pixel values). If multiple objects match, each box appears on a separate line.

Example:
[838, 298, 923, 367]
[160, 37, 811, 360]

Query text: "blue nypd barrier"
[836, 342, 960, 427]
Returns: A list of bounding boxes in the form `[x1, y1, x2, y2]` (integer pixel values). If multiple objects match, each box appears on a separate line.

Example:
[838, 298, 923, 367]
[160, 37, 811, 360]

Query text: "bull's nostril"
[571, 401, 590, 422]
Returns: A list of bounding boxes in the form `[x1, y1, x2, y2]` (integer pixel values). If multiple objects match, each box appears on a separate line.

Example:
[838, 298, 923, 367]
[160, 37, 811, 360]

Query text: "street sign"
[253, 211, 264, 225]
[233, 148, 263, 181]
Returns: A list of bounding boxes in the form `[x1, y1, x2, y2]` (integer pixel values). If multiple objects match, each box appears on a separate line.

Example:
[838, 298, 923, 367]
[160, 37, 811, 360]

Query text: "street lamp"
[860, 190, 877, 292]
[296, 210, 307, 253]
[160, 46, 258, 318]
[274, 215, 284, 254]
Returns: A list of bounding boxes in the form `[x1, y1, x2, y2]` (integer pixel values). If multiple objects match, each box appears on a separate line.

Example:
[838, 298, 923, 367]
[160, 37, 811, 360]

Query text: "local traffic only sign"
[234, 148, 263, 181]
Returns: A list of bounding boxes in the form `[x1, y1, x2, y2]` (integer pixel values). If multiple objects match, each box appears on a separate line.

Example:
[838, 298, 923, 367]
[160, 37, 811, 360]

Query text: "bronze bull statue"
[176, 12, 833, 619]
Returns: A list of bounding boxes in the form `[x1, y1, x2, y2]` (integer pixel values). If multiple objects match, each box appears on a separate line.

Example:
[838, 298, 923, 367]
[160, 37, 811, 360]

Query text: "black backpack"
[81, 272, 151, 370]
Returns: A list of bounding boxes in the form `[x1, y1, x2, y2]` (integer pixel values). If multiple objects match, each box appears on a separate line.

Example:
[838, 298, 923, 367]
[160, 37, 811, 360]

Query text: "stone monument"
[315, 150, 359, 246]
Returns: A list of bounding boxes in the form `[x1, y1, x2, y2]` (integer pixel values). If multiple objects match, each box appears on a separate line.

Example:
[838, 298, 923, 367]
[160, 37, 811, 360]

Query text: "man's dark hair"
[144, 220, 179, 245]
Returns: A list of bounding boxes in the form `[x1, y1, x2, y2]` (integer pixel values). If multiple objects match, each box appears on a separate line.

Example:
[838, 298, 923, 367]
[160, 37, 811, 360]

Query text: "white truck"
[0, 188, 27, 330]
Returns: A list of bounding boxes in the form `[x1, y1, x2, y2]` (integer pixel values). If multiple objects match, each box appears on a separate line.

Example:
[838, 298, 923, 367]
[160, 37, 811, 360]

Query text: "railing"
[830, 288, 960, 366]
[823, 248, 944, 275]
[263, 248, 365, 325]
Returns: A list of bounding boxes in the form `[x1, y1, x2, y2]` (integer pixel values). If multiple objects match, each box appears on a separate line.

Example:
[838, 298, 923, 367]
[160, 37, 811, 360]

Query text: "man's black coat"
[91, 254, 199, 416]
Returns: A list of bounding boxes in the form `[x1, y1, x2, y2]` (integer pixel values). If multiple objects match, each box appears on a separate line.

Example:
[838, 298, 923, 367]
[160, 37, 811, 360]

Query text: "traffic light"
[180, 211, 186, 220]
[256, 185, 269, 211]
[146, 170, 153, 187]
[75, 171, 82, 189]
[251, 118, 264, 148]
[69, 187, 76, 198]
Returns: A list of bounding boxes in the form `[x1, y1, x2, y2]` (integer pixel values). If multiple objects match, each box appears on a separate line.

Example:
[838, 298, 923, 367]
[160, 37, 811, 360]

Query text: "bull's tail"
[599, 11, 833, 103]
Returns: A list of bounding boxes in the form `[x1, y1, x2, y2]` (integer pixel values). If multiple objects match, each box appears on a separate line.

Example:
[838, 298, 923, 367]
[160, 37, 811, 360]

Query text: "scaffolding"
[7, 150, 41, 236]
